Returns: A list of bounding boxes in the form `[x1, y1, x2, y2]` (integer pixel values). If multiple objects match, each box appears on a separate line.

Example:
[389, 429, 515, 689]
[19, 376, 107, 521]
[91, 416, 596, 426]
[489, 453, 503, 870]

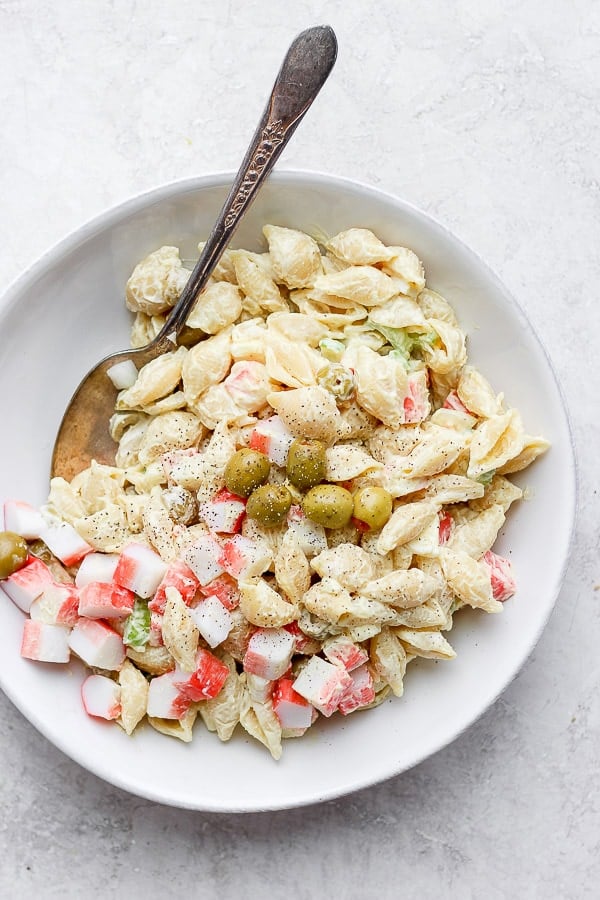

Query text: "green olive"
[286, 439, 327, 491]
[302, 484, 354, 529]
[352, 486, 393, 531]
[224, 449, 270, 498]
[0, 531, 29, 580]
[246, 484, 292, 527]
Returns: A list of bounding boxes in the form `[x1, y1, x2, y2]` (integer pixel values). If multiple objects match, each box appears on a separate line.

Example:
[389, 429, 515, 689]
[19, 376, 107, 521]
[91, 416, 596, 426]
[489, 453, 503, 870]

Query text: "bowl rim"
[0, 169, 578, 811]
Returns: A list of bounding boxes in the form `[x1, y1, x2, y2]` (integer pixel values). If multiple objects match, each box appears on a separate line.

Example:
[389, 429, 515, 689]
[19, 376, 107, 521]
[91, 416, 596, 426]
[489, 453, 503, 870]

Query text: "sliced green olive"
[352, 486, 393, 531]
[162, 485, 198, 525]
[224, 449, 271, 498]
[302, 484, 354, 529]
[0, 531, 29, 580]
[286, 439, 327, 491]
[317, 363, 355, 402]
[246, 484, 292, 527]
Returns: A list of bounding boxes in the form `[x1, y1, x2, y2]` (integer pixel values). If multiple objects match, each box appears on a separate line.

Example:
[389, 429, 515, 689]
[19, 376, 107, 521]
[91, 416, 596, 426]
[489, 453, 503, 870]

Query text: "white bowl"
[0, 171, 575, 811]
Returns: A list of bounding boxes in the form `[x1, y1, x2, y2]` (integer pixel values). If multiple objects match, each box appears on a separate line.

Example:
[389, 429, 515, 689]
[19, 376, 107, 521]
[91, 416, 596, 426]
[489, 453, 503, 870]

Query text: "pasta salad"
[0, 225, 549, 758]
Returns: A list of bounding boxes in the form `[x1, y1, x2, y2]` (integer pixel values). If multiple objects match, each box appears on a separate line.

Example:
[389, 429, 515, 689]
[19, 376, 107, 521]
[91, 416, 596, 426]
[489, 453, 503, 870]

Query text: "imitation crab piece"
[183, 534, 226, 585]
[1, 556, 54, 613]
[197, 573, 240, 610]
[246, 672, 273, 703]
[190, 594, 234, 648]
[272, 677, 314, 730]
[223, 361, 268, 413]
[147, 652, 230, 717]
[403, 372, 430, 424]
[285, 506, 327, 558]
[78, 582, 136, 619]
[75, 552, 120, 588]
[322, 635, 369, 672]
[68, 618, 125, 670]
[81, 674, 122, 720]
[443, 390, 471, 414]
[338, 664, 376, 715]
[283, 620, 319, 654]
[113, 543, 168, 599]
[149, 611, 164, 647]
[198, 489, 246, 535]
[243, 627, 295, 681]
[147, 669, 189, 719]
[481, 550, 516, 602]
[106, 359, 138, 390]
[438, 512, 454, 545]
[292, 655, 353, 717]
[177, 648, 230, 701]
[220, 535, 271, 580]
[38, 522, 92, 567]
[248, 415, 294, 466]
[20, 620, 71, 663]
[150, 559, 200, 614]
[3, 500, 46, 540]
[29, 582, 80, 626]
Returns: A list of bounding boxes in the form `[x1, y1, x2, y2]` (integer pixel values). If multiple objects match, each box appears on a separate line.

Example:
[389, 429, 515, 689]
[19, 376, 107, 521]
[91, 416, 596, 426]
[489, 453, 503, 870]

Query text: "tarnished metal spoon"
[51, 25, 337, 481]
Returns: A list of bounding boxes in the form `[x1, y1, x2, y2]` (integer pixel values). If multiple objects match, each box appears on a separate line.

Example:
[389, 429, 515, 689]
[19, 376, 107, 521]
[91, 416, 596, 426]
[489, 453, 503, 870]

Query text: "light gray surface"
[0, 1, 597, 897]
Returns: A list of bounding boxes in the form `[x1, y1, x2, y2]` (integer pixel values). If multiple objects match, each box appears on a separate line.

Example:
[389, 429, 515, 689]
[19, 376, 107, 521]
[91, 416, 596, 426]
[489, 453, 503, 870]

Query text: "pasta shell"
[380, 247, 426, 296]
[326, 228, 394, 266]
[197, 651, 244, 742]
[182, 327, 232, 405]
[370, 627, 407, 697]
[149, 708, 197, 742]
[447, 504, 506, 559]
[263, 224, 323, 289]
[118, 660, 149, 736]
[126, 246, 190, 315]
[376, 500, 439, 554]
[162, 586, 199, 672]
[416, 288, 458, 325]
[137, 411, 203, 465]
[117, 347, 187, 410]
[343, 344, 408, 429]
[468, 409, 525, 479]
[312, 265, 400, 308]
[310, 544, 374, 591]
[440, 547, 502, 613]
[186, 281, 243, 334]
[239, 579, 297, 628]
[361, 568, 437, 608]
[394, 628, 456, 660]
[457, 366, 503, 418]
[325, 445, 382, 481]
[267, 385, 343, 442]
[274, 530, 311, 603]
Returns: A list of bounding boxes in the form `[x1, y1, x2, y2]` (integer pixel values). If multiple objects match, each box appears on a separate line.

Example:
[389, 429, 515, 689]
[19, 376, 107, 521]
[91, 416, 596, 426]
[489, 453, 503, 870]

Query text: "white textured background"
[0, 1, 598, 897]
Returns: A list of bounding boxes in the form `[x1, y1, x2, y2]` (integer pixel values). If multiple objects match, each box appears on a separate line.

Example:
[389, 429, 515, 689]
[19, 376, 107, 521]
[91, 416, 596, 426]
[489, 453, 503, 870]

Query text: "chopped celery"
[368, 321, 437, 369]
[388, 349, 425, 373]
[123, 597, 151, 650]
[319, 337, 345, 362]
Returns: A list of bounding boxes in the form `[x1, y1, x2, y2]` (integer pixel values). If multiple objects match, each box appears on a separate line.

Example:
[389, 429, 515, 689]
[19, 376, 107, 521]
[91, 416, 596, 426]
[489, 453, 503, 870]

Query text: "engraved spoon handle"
[154, 25, 337, 343]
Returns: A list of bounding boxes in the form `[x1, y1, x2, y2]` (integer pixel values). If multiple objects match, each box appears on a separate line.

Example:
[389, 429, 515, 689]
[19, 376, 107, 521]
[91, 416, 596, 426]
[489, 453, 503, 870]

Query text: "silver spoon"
[51, 25, 337, 481]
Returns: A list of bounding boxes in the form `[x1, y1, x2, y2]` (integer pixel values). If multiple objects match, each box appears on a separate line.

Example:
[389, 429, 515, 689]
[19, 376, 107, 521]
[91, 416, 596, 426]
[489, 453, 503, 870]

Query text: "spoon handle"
[154, 25, 337, 343]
